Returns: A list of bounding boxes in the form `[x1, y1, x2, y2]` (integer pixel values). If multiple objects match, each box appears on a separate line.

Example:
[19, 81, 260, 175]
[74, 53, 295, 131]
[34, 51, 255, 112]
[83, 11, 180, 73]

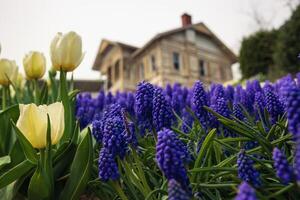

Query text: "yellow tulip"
[16, 102, 65, 149]
[50, 31, 84, 72]
[23, 51, 46, 80]
[0, 59, 18, 86]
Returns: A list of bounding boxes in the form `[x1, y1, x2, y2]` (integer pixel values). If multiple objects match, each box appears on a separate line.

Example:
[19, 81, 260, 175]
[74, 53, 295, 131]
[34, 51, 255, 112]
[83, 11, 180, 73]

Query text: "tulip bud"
[16, 73, 25, 89]
[16, 102, 64, 149]
[50, 31, 84, 72]
[0, 59, 18, 86]
[23, 51, 46, 80]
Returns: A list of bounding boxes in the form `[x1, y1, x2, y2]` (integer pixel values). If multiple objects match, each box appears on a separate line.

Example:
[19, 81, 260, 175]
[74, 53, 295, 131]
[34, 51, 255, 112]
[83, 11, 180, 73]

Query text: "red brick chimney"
[181, 13, 192, 27]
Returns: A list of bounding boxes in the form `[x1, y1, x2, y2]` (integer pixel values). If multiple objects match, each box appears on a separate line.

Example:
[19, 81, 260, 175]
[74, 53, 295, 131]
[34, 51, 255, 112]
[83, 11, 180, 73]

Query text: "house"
[92, 13, 237, 92]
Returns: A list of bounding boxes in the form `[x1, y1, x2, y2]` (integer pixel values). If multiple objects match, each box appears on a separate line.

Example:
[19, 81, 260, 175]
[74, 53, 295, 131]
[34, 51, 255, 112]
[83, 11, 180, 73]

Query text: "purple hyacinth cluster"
[272, 147, 293, 184]
[77, 74, 300, 145]
[191, 81, 209, 129]
[286, 85, 300, 137]
[95, 104, 136, 182]
[168, 179, 191, 200]
[156, 128, 191, 188]
[263, 84, 284, 124]
[98, 148, 120, 181]
[235, 182, 257, 200]
[76, 93, 96, 129]
[152, 88, 173, 131]
[237, 150, 261, 187]
[135, 81, 154, 135]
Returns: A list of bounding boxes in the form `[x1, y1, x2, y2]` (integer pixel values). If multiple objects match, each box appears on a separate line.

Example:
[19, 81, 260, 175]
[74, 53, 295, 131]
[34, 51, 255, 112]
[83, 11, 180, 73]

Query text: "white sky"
[0, 0, 293, 80]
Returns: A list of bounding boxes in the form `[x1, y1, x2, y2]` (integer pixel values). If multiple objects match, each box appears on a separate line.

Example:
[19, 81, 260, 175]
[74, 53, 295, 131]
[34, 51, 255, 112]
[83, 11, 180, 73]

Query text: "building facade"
[92, 14, 237, 92]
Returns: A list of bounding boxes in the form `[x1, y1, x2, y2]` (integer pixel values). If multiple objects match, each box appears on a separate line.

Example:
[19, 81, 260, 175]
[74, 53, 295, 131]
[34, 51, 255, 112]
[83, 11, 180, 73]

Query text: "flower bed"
[0, 31, 300, 200]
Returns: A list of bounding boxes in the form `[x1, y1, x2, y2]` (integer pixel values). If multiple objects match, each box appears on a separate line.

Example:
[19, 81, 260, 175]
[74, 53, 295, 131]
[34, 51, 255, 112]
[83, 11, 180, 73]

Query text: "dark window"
[173, 52, 180, 70]
[151, 55, 156, 71]
[199, 59, 206, 76]
[107, 66, 112, 89]
[140, 63, 144, 80]
[114, 60, 120, 80]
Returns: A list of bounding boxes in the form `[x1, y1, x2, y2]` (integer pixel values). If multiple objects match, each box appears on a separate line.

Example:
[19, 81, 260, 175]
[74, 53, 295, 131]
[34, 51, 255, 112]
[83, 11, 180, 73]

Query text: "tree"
[274, 5, 300, 74]
[239, 30, 277, 79]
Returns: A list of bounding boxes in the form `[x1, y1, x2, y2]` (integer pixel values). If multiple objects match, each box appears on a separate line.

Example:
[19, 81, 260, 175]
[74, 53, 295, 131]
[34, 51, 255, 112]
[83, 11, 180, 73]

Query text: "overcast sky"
[0, 0, 293, 80]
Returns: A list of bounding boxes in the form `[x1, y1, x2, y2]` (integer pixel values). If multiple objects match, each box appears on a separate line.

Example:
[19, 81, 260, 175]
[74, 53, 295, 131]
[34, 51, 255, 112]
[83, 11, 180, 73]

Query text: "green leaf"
[39, 82, 49, 105]
[59, 128, 93, 200]
[192, 129, 216, 181]
[11, 121, 38, 164]
[0, 181, 16, 200]
[0, 105, 19, 156]
[0, 160, 34, 189]
[59, 71, 73, 143]
[0, 156, 11, 170]
[28, 163, 51, 200]
[189, 167, 237, 173]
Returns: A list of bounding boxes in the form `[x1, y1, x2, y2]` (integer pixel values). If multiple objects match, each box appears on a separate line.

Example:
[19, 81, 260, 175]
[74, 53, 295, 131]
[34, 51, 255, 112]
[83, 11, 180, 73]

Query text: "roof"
[131, 22, 237, 63]
[92, 22, 238, 71]
[92, 39, 138, 70]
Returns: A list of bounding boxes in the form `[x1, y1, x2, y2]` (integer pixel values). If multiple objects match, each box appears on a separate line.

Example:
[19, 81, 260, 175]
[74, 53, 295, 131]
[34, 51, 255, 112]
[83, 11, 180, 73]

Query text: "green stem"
[33, 79, 39, 104]
[59, 70, 72, 142]
[132, 150, 152, 196]
[111, 181, 129, 200]
[2, 86, 6, 110]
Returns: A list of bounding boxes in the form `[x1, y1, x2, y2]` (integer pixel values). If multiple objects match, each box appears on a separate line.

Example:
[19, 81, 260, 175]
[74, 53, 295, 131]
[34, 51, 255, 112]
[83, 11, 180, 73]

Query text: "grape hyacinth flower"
[235, 182, 257, 200]
[156, 128, 191, 187]
[152, 88, 173, 131]
[237, 150, 261, 187]
[98, 148, 120, 182]
[286, 85, 300, 137]
[135, 81, 154, 135]
[263, 84, 284, 124]
[105, 92, 115, 106]
[210, 83, 225, 105]
[181, 108, 194, 134]
[168, 179, 191, 200]
[76, 93, 95, 129]
[272, 147, 293, 184]
[102, 116, 128, 159]
[233, 102, 245, 121]
[225, 85, 235, 103]
[254, 92, 266, 114]
[191, 81, 209, 129]
[211, 97, 232, 136]
[92, 118, 102, 143]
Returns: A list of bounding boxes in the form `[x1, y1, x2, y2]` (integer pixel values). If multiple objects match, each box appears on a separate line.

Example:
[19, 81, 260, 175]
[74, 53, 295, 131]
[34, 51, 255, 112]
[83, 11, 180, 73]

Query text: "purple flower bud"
[102, 117, 128, 159]
[272, 147, 293, 184]
[263, 84, 284, 124]
[152, 88, 173, 131]
[156, 128, 191, 187]
[191, 81, 209, 129]
[98, 148, 120, 182]
[237, 150, 261, 187]
[135, 81, 154, 135]
[286, 85, 300, 137]
[168, 179, 191, 200]
[235, 182, 257, 200]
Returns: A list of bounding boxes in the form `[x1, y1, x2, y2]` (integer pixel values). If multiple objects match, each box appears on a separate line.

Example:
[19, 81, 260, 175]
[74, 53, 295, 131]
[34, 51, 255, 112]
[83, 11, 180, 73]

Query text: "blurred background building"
[92, 14, 237, 92]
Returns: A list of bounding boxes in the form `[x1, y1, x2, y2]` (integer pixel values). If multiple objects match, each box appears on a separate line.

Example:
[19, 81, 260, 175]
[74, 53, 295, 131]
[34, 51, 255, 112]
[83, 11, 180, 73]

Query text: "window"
[173, 52, 180, 70]
[139, 63, 144, 80]
[151, 55, 156, 71]
[199, 59, 206, 76]
[114, 60, 120, 80]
